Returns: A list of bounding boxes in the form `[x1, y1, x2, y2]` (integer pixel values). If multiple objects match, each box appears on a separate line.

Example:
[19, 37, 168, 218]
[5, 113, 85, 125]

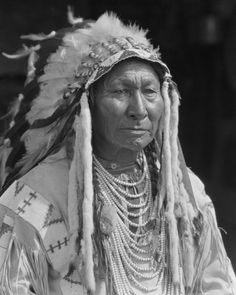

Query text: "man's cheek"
[103, 119, 116, 137]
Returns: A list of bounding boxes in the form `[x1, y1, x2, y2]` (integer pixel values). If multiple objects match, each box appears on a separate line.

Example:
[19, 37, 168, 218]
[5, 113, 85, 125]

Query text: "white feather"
[20, 31, 56, 41]
[88, 12, 149, 45]
[67, 6, 83, 25]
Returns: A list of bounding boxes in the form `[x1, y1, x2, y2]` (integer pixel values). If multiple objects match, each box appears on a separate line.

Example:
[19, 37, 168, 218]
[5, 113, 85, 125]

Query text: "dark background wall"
[0, 0, 236, 267]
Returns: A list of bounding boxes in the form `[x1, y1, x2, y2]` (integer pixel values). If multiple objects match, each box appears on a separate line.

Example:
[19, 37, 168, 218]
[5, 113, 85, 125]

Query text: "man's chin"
[127, 134, 153, 150]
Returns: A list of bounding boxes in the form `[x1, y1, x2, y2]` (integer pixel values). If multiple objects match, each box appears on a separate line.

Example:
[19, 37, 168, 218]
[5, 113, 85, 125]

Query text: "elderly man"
[0, 12, 235, 295]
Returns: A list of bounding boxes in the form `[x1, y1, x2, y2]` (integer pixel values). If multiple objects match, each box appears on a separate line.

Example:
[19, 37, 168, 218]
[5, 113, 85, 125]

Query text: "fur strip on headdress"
[68, 115, 81, 266]
[77, 93, 95, 291]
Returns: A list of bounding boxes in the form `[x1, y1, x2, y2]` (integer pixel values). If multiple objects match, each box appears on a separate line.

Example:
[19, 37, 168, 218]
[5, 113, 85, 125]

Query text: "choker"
[94, 152, 143, 174]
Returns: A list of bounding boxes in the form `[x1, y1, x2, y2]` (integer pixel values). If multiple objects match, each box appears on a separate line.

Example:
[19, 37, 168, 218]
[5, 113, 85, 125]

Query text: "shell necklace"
[93, 153, 173, 295]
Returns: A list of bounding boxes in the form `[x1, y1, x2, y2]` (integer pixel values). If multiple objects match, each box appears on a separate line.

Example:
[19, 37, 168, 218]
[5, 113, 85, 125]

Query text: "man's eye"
[113, 89, 128, 95]
[143, 88, 157, 95]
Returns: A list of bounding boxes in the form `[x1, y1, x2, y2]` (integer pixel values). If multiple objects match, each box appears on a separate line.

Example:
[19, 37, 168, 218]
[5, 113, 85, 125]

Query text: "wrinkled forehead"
[90, 57, 164, 92]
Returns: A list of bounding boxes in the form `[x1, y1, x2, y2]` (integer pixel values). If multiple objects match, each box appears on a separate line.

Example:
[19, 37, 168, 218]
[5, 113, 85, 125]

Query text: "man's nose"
[127, 91, 147, 120]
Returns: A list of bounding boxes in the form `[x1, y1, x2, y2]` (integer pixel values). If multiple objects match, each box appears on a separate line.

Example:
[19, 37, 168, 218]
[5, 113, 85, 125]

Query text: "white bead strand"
[93, 152, 174, 295]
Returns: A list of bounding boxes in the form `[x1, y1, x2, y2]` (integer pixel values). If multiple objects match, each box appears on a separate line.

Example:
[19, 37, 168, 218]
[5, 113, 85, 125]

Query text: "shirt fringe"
[0, 217, 50, 295]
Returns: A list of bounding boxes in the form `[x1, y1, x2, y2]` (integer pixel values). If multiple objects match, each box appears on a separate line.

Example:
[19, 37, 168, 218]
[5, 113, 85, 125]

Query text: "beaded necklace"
[93, 152, 173, 295]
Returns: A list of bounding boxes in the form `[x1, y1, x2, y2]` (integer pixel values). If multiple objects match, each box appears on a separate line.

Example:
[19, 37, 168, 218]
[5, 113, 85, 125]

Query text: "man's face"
[91, 59, 164, 154]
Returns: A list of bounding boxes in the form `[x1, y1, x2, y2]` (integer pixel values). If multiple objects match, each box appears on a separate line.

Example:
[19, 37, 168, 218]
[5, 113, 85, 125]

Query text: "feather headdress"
[0, 11, 202, 292]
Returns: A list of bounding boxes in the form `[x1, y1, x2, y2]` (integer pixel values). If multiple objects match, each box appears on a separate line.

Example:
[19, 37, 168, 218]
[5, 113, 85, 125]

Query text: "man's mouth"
[120, 128, 150, 135]
[120, 126, 149, 130]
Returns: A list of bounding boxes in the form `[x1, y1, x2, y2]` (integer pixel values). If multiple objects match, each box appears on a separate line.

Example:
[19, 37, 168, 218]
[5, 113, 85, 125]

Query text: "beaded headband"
[64, 36, 171, 98]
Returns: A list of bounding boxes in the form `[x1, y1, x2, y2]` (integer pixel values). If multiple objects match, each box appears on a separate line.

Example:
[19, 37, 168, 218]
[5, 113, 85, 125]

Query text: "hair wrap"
[161, 80, 180, 285]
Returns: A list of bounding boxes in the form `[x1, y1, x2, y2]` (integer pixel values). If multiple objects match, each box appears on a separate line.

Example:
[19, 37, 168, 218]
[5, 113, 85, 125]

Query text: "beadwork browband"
[64, 36, 171, 97]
